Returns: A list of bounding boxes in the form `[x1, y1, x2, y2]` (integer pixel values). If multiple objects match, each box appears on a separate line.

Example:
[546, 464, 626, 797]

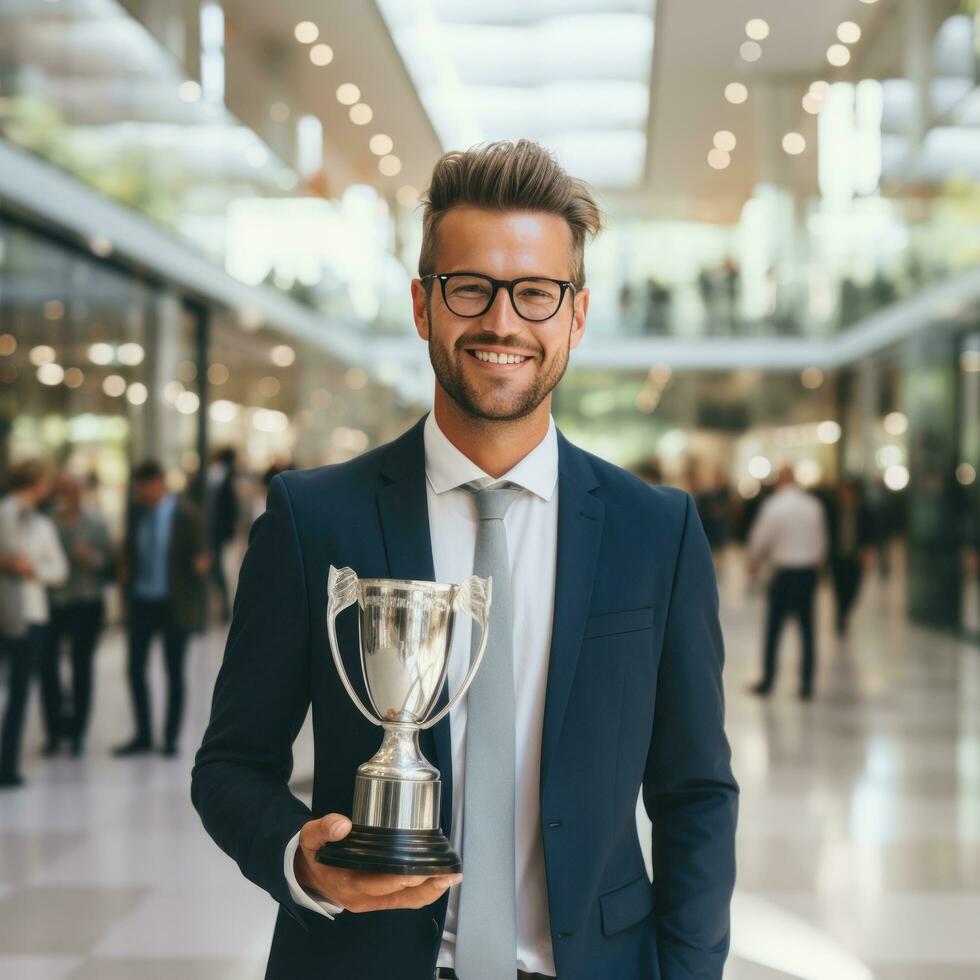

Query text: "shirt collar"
[423, 412, 558, 502]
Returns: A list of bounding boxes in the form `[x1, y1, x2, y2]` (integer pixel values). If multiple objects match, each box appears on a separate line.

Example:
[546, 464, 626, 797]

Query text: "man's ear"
[569, 286, 589, 351]
[411, 279, 430, 340]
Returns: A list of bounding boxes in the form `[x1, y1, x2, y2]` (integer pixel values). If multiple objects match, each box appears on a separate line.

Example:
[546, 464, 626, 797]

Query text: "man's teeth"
[472, 350, 528, 364]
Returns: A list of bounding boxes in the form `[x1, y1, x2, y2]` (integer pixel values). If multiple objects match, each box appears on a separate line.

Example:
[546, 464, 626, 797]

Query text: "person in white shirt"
[193, 139, 737, 980]
[0, 460, 69, 787]
[746, 466, 828, 700]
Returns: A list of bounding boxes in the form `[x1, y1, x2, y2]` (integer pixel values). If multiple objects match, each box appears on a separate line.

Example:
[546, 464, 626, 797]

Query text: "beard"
[427, 317, 570, 422]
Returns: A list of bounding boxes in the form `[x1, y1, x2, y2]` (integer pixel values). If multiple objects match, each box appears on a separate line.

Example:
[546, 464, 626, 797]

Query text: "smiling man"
[193, 139, 738, 980]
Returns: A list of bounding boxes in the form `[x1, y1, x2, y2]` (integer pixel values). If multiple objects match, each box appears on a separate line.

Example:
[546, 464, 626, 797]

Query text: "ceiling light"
[29, 345, 56, 366]
[802, 92, 824, 114]
[713, 130, 736, 151]
[379, 154, 402, 176]
[176, 391, 200, 415]
[294, 21, 318, 44]
[0, 334, 16, 356]
[740, 41, 762, 62]
[37, 363, 64, 386]
[270, 344, 295, 367]
[178, 80, 201, 103]
[396, 185, 419, 207]
[117, 342, 144, 366]
[956, 463, 976, 486]
[801, 367, 824, 389]
[827, 43, 851, 66]
[707, 148, 731, 170]
[43, 300, 65, 320]
[89, 236, 113, 257]
[126, 382, 148, 406]
[837, 21, 861, 44]
[817, 420, 842, 444]
[883, 411, 908, 434]
[884, 464, 909, 491]
[810, 80, 830, 98]
[745, 18, 769, 41]
[64, 367, 83, 388]
[208, 362, 229, 384]
[270, 101, 290, 122]
[88, 343, 114, 365]
[336, 83, 360, 105]
[782, 132, 807, 154]
[103, 375, 126, 397]
[725, 82, 748, 104]
[349, 103, 373, 125]
[310, 43, 333, 66]
[370, 133, 393, 156]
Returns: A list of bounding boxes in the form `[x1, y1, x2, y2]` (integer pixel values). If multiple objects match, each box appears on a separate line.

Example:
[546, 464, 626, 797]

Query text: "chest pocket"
[583, 605, 655, 641]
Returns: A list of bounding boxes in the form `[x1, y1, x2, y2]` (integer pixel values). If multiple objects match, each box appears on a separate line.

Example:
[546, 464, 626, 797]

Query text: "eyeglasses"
[422, 272, 575, 322]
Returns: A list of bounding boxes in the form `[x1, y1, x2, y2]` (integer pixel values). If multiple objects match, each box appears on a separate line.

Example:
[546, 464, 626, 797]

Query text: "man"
[0, 460, 68, 787]
[205, 447, 239, 624]
[43, 472, 115, 757]
[822, 478, 875, 637]
[116, 461, 209, 757]
[747, 466, 828, 699]
[193, 140, 738, 980]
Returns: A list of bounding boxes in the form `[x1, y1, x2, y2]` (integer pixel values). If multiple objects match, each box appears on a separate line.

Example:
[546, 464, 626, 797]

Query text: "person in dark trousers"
[823, 479, 876, 636]
[747, 466, 828, 700]
[0, 461, 67, 787]
[115, 461, 209, 758]
[42, 473, 115, 757]
[206, 447, 239, 624]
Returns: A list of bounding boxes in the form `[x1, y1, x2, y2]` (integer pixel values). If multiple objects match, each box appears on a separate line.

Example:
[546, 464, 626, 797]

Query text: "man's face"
[134, 477, 165, 507]
[411, 206, 589, 422]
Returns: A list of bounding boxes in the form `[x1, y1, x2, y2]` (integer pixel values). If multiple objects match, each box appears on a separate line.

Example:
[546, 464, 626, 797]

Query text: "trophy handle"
[420, 574, 492, 731]
[326, 565, 380, 727]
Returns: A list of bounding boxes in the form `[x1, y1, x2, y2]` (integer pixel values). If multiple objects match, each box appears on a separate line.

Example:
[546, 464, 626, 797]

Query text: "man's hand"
[294, 813, 461, 913]
[0, 553, 34, 578]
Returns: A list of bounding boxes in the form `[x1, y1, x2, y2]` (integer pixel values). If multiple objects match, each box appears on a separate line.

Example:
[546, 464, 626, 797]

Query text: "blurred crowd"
[0, 449, 285, 789]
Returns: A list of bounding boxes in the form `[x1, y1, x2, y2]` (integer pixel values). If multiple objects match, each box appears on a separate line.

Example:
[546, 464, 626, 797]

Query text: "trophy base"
[316, 825, 461, 876]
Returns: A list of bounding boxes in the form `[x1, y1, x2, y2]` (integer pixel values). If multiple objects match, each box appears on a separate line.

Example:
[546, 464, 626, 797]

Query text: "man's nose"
[480, 285, 521, 334]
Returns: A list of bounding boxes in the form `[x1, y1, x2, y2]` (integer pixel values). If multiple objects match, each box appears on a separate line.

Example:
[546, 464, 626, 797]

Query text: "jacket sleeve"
[643, 492, 739, 979]
[191, 475, 314, 924]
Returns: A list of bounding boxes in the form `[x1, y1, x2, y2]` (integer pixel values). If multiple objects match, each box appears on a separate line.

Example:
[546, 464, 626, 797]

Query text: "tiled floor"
[0, 545, 978, 979]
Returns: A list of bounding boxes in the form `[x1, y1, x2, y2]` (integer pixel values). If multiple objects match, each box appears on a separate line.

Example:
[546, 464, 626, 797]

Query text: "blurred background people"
[0, 461, 67, 787]
[822, 478, 876, 637]
[205, 447, 239, 624]
[747, 465, 828, 700]
[41, 471, 115, 757]
[115, 461, 209, 758]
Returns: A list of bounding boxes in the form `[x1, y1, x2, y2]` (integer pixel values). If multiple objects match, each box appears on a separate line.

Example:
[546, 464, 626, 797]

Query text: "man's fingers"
[299, 813, 352, 851]
[373, 876, 460, 910]
[352, 872, 429, 896]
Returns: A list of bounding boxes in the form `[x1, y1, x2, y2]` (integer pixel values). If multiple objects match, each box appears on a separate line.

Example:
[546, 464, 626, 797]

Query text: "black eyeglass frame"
[421, 272, 577, 323]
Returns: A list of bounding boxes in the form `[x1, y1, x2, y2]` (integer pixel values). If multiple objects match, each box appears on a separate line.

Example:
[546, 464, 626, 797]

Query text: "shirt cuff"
[284, 831, 344, 918]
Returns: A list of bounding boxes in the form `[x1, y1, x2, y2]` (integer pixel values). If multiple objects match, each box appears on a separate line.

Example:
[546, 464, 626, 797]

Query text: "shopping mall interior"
[0, 1, 979, 978]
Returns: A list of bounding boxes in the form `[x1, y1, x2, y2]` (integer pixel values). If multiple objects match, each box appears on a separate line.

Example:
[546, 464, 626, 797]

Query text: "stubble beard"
[426, 312, 570, 423]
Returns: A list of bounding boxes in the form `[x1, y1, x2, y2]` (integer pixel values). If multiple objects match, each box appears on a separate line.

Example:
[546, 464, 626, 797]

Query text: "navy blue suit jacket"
[192, 415, 738, 980]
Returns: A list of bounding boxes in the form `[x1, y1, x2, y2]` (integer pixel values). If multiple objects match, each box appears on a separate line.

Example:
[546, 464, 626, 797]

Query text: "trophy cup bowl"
[316, 565, 491, 875]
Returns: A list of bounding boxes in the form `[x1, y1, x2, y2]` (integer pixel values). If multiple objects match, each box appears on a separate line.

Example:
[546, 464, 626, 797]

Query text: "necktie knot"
[463, 481, 522, 522]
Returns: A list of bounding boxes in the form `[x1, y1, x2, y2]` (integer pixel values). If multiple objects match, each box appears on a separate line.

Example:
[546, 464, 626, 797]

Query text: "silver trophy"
[316, 565, 492, 875]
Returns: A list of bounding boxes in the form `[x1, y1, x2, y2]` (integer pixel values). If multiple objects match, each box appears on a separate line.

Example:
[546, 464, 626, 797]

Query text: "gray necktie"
[455, 481, 521, 980]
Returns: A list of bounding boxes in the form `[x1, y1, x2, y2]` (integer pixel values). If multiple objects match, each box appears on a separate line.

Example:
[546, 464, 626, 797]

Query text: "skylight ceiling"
[375, 0, 656, 189]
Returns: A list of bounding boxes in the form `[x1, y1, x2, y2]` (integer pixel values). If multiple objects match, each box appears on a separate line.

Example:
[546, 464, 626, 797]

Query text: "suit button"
[431, 917, 440, 939]
[547, 820, 562, 829]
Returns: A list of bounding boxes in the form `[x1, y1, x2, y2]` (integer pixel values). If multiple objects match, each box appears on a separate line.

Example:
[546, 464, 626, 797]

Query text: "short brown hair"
[7, 460, 46, 492]
[419, 139, 603, 289]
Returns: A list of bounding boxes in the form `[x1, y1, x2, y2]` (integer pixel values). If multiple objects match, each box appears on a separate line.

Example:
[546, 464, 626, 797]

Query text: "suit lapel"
[540, 434, 604, 795]
[375, 415, 454, 833]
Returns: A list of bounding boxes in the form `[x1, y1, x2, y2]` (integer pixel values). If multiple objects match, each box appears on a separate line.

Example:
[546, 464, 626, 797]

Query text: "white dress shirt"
[0, 494, 68, 626]
[285, 412, 560, 976]
[747, 484, 828, 569]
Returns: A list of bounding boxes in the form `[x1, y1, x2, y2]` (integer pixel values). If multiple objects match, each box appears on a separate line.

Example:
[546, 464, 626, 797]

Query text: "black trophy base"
[316, 825, 461, 876]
